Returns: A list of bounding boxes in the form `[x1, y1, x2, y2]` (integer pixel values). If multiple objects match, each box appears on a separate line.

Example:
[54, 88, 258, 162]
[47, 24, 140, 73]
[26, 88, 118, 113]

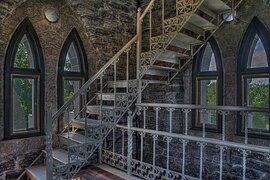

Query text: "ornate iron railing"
[102, 103, 270, 180]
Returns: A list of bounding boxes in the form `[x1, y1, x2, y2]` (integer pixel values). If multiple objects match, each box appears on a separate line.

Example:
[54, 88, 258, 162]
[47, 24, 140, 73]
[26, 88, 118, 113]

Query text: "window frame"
[4, 18, 45, 139]
[57, 28, 88, 131]
[237, 17, 270, 138]
[192, 37, 223, 132]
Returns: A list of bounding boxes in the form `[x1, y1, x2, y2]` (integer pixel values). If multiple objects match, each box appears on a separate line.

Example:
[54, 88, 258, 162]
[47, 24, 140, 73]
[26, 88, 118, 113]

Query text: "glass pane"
[246, 77, 269, 130]
[12, 77, 36, 132]
[200, 42, 217, 72]
[13, 35, 35, 69]
[64, 42, 81, 72]
[198, 79, 217, 125]
[63, 79, 82, 125]
[248, 34, 268, 68]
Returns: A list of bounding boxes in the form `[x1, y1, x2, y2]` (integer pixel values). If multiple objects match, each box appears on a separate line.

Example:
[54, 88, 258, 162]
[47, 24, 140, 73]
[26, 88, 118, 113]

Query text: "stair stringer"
[52, 80, 149, 179]
[140, 0, 204, 78]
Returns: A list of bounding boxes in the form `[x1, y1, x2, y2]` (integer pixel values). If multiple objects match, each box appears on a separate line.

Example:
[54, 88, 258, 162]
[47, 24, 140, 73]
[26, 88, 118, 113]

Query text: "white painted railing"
[102, 103, 270, 180]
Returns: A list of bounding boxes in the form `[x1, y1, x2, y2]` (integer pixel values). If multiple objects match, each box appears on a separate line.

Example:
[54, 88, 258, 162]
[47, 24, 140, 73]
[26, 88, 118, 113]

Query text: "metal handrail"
[139, 0, 156, 22]
[136, 103, 270, 113]
[116, 124, 270, 154]
[52, 34, 139, 121]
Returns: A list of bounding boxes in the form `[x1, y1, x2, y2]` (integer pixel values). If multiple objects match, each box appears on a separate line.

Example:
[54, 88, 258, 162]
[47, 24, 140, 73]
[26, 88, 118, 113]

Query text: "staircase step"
[72, 118, 114, 130]
[147, 80, 168, 84]
[184, 21, 205, 36]
[87, 105, 115, 115]
[42, 149, 82, 165]
[52, 149, 79, 165]
[26, 165, 46, 180]
[202, 0, 231, 14]
[188, 14, 217, 30]
[170, 32, 203, 50]
[96, 93, 127, 101]
[145, 65, 178, 77]
[157, 50, 188, 64]
[59, 132, 100, 145]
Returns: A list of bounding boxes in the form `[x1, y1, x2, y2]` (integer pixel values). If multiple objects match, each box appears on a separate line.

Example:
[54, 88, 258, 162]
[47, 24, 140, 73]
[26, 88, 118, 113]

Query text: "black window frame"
[237, 17, 270, 138]
[4, 18, 45, 139]
[57, 28, 88, 131]
[192, 37, 223, 133]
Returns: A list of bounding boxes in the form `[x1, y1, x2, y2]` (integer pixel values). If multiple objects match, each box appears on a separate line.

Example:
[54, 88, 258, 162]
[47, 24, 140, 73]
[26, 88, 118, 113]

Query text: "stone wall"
[0, 0, 137, 179]
[138, 0, 270, 179]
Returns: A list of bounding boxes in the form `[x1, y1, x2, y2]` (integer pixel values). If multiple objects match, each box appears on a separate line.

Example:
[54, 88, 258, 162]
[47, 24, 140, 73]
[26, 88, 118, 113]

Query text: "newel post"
[46, 103, 53, 180]
[127, 111, 133, 177]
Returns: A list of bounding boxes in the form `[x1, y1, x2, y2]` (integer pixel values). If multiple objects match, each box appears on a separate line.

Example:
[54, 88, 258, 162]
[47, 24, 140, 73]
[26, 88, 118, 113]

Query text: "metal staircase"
[19, 0, 243, 179]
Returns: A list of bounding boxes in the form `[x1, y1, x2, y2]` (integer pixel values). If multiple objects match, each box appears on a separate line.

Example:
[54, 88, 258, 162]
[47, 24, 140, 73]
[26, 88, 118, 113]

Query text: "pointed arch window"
[238, 17, 270, 135]
[58, 29, 88, 129]
[4, 18, 44, 139]
[193, 37, 223, 131]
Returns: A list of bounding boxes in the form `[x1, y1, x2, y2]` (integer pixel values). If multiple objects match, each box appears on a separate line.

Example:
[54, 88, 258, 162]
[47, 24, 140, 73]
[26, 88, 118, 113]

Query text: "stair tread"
[150, 65, 178, 71]
[203, 0, 231, 13]
[96, 93, 126, 95]
[87, 105, 115, 112]
[26, 165, 46, 180]
[59, 132, 100, 144]
[96, 93, 127, 101]
[189, 14, 217, 30]
[73, 118, 114, 126]
[170, 33, 202, 50]
[87, 105, 115, 109]
[157, 50, 188, 64]
[53, 148, 83, 164]
[147, 80, 168, 84]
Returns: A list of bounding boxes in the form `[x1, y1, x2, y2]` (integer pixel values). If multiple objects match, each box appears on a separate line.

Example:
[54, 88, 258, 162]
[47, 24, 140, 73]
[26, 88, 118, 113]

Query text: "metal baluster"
[99, 74, 104, 164]
[167, 108, 175, 133]
[164, 137, 172, 171]
[67, 109, 70, 166]
[113, 127, 115, 153]
[242, 112, 249, 144]
[218, 145, 226, 180]
[113, 61, 117, 154]
[152, 134, 158, 166]
[114, 60, 117, 108]
[127, 111, 134, 177]
[181, 140, 188, 179]
[176, 0, 179, 16]
[84, 92, 87, 143]
[140, 132, 146, 162]
[200, 109, 207, 138]
[122, 129, 125, 156]
[198, 142, 206, 180]
[46, 103, 53, 180]
[219, 111, 229, 141]
[182, 109, 191, 135]
[126, 48, 130, 96]
[143, 107, 148, 129]
[239, 149, 250, 180]
[154, 107, 161, 131]
[162, 0, 165, 33]
[136, 8, 142, 105]
[149, 4, 152, 49]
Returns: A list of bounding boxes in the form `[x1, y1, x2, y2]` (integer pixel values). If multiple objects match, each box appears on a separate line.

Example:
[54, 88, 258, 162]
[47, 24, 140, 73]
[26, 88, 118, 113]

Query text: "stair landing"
[74, 164, 142, 180]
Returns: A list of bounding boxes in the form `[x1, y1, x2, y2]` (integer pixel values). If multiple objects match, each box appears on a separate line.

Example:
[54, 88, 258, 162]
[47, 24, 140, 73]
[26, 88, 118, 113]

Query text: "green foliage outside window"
[13, 41, 33, 116]
[206, 81, 217, 124]
[64, 80, 75, 103]
[248, 82, 269, 130]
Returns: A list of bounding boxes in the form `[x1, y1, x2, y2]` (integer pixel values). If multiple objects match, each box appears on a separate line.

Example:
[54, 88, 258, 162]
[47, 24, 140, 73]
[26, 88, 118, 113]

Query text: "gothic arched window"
[193, 37, 223, 131]
[238, 17, 270, 135]
[4, 18, 44, 139]
[58, 29, 88, 129]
